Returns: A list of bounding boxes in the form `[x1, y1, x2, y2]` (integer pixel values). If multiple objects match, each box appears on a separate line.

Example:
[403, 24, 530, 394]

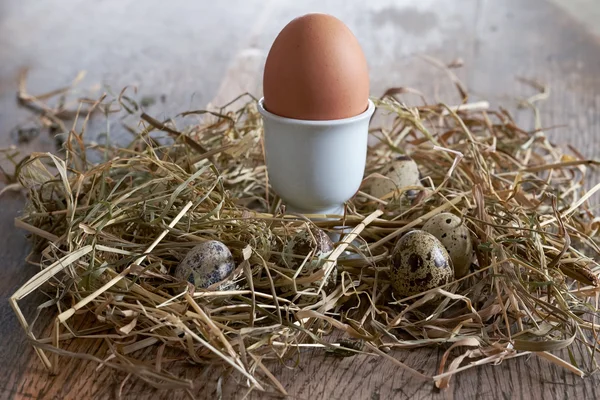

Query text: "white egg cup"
[258, 98, 375, 216]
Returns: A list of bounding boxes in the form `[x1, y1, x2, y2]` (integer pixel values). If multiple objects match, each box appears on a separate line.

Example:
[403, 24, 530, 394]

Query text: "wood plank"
[0, 193, 46, 400]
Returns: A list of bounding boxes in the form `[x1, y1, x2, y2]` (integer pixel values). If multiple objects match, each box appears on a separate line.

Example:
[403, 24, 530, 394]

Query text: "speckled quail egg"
[369, 156, 422, 201]
[283, 228, 334, 269]
[174, 240, 235, 289]
[390, 230, 454, 297]
[282, 228, 337, 293]
[422, 213, 473, 278]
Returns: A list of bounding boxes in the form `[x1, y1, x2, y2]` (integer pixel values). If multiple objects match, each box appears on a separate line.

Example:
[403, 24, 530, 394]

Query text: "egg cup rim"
[258, 98, 375, 126]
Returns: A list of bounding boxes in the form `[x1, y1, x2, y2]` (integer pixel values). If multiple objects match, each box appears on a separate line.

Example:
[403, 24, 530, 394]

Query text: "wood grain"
[1, 0, 600, 399]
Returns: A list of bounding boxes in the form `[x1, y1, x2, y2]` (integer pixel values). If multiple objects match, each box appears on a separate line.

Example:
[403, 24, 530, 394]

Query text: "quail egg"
[390, 230, 454, 297]
[174, 240, 235, 289]
[370, 156, 422, 201]
[422, 213, 472, 278]
[283, 228, 334, 269]
[281, 227, 337, 295]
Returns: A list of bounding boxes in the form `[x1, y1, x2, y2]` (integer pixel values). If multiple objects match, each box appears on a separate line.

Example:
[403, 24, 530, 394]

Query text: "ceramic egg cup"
[258, 98, 375, 216]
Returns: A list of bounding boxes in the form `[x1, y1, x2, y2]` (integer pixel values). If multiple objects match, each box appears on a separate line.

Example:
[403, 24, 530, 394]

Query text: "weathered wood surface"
[1, 0, 599, 398]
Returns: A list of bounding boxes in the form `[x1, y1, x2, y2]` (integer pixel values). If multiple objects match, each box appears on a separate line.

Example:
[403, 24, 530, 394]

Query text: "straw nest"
[6, 75, 600, 395]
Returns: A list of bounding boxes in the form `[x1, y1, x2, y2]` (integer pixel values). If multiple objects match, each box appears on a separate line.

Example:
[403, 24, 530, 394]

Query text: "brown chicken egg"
[263, 13, 369, 120]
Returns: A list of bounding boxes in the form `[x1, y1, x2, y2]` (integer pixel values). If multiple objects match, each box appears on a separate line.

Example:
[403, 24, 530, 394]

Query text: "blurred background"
[1, 0, 599, 154]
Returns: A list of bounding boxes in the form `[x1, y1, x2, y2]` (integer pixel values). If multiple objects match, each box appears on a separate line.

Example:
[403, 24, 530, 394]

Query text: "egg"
[283, 228, 334, 269]
[390, 230, 453, 297]
[263, 13, 369, 120]
[281, 228, 337, 295]
[422, 213, 473, 278]
[370, 156, 422, 200]
[174, 241, 235, 289]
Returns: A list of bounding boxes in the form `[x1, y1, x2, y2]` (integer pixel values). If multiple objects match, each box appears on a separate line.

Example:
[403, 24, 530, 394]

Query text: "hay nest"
[6, 74, 600, 395]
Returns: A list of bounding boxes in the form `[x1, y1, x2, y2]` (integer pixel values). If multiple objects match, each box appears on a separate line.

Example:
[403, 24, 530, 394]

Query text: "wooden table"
[1, 0, 599, 398]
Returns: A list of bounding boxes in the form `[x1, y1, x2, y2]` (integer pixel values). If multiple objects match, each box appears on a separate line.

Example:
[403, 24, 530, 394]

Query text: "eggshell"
[282, 228, 334, 270]
[390, 230, 453, 297]
[263, 13, 369, 120]
[422, 213, 473, 278]
[370, 156, 422, 200]
[280, 228, 337, 298]
[174, 241, 235, 289]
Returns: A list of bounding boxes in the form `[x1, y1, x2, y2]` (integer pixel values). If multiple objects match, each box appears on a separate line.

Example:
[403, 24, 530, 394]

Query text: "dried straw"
[4, 72, 600, 394]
